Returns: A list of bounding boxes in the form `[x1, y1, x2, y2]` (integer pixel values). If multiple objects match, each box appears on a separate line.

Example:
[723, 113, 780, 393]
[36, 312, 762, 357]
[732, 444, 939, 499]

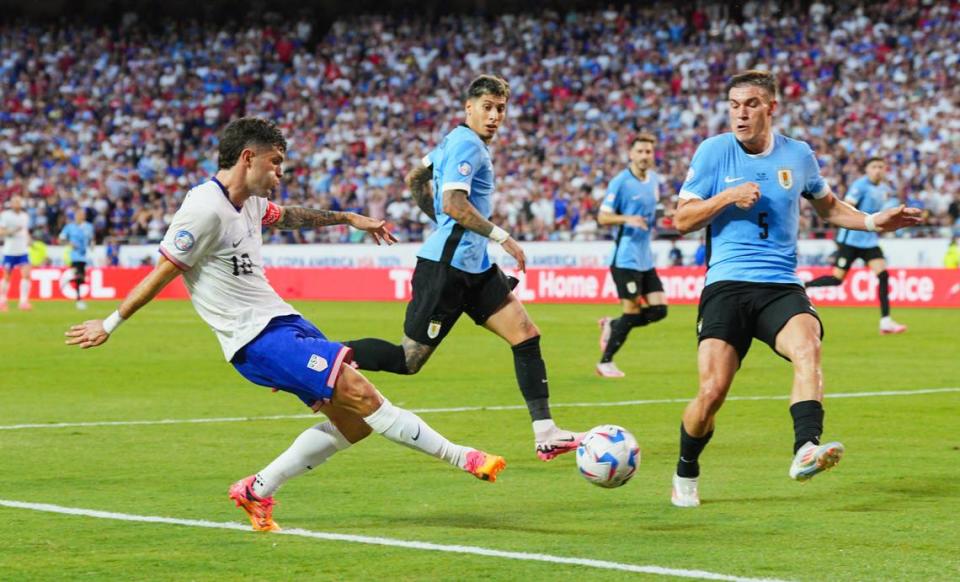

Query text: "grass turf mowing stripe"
[1, 387, 957, 431]
[0, 499, 789, 582]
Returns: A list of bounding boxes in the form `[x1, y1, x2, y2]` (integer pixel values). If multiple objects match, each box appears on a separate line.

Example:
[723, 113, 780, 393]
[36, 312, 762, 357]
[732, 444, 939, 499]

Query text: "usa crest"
[778, 169, 793, 189]
[427, 319, 442, 339]
[307, 354, 328, 372]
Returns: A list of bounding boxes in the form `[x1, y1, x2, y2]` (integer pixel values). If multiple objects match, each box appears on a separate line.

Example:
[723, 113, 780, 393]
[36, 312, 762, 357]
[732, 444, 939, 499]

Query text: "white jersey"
[1, 210, 30, 256]
[159, 179, 297, 361]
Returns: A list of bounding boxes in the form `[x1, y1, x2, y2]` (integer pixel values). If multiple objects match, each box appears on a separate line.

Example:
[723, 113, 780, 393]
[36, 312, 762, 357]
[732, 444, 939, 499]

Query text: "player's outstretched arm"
[598, 209, 648, 230]
[442, 189, 526, 271]
[275, 206, 398, 245]
[406, 165, 436, 222]
[811, 193, 923, 233]
[65, 256, 182, 349]
[674, 182, 761, 234]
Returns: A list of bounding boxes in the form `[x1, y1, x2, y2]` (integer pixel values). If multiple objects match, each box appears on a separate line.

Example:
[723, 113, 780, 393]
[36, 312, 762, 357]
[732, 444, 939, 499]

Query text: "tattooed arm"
[275, 206, 398, 245]
[442, 189, 527, 271]
[405, 165, 436, 222]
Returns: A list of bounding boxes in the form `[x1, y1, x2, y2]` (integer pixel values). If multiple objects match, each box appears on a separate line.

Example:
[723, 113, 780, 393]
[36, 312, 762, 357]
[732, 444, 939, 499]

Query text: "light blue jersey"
[417, 125, 495, 274]
[836, 176, 892, 248]
[601, 168, 659, 271]
[679, 133, 827, 286]
[59, 221, 95, 263]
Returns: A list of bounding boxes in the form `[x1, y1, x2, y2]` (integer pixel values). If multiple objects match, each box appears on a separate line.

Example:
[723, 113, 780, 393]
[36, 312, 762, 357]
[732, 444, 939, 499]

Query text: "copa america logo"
[174, 230, 195, 251]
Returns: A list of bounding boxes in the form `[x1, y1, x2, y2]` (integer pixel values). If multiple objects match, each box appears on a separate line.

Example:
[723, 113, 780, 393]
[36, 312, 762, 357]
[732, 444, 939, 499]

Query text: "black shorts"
[834, 244, 884, 269]
[404, 258, 516, 346]
[697, 281, 823, 363]
[72, 261, 87, 280]
[610, 267, 664, 300]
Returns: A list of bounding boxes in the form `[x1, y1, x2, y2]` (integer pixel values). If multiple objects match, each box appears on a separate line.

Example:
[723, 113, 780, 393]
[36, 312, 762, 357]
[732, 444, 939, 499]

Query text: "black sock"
[877, 270, 891, 317]
[342, 338, 409, 374]
[790, 400, 824, 454]
[512, 336, 551, 421]
[600, 313, 646, 363]
[805, 275, 842, 288]
[677, 423, 713, 478]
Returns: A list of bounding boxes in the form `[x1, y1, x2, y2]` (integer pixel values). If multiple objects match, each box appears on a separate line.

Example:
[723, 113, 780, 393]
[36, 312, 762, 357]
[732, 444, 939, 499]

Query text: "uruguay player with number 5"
[65, 117, 506, 532]
[669, 70, 922, 507]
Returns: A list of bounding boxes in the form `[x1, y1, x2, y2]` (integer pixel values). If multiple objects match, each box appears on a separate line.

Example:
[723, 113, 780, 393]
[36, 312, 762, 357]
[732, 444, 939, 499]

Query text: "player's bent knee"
[333, 371, 383, 416]
[644, 304, 667, 324]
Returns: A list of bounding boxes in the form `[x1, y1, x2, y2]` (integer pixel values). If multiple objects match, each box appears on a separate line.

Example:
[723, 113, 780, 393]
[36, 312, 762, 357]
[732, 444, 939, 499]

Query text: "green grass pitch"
[1, 300, 958, 581]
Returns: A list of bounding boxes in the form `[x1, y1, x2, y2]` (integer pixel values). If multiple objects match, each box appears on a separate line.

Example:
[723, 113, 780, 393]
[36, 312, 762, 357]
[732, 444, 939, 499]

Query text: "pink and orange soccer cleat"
[463, 450, 507, 483]
[229, 475, 281, 532]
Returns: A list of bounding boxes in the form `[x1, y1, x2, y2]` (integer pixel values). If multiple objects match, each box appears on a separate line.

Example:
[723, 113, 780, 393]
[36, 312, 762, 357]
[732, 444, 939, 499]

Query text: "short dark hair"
[864, 156, 886, 169]
[631, 132, 657, 148]
[466, 75, 511, 101]
[725, 70, 778, 101]
[218, 117, 287, 169]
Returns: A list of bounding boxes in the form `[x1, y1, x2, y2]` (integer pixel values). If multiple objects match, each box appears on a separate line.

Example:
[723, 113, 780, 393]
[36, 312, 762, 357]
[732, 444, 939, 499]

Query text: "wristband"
[488, 225, 510, 244]
[103, 310, 125, 334]
[864, 213, 878, 232]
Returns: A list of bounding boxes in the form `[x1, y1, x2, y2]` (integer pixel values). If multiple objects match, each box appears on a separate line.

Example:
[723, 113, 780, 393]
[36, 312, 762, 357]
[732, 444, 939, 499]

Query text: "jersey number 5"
[231, 254, 254, 276]
[758, 212, 769, 240]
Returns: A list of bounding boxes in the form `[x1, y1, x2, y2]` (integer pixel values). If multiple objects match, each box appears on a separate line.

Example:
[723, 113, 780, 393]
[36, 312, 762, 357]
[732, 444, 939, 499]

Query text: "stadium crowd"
[1, 0, 959, 247]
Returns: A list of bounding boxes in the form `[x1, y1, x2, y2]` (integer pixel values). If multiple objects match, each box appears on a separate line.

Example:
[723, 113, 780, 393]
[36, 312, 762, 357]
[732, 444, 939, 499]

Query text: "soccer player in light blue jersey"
[343, 75, 583, 461]
[595, 133, 668, 378]
[668, 70, 922, 507]
[59, 210, 96, 310]
[805, 157, 907, 334]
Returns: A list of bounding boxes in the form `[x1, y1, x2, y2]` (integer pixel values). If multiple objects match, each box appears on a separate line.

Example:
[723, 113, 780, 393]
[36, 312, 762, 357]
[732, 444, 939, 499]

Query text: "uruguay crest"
[427, 319, 442, 339]
[778, 169, 793, 189]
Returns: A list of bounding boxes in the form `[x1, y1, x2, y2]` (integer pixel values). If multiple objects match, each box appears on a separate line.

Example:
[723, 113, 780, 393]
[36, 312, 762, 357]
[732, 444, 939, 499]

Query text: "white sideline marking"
[0, 499, 788, 582]
[1, 387, 957, 431]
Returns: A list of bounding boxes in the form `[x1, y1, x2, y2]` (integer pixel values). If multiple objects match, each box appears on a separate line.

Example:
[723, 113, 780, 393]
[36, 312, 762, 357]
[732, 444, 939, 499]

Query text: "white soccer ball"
[576, 424, 641, 488]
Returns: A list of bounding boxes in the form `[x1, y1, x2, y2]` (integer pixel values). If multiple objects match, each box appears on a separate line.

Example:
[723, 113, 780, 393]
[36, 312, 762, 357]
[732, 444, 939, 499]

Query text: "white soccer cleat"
[671, 474, 700, 507]
[535, 428, 584, 462]
[789, 441, 845, 481]
[879, 317, 907, 335]
[595, 361, 625, 378]
[598, 317, 612, 352]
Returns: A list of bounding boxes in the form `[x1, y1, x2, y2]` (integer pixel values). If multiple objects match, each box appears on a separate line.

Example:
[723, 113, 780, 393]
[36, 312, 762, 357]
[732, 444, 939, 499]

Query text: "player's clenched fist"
[725, 182, 761, 209]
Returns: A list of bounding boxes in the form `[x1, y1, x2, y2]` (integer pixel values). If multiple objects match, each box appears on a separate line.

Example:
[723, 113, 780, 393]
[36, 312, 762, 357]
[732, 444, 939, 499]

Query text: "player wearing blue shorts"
[595, 133, 668, 378]
[67, 117, 506, 532]
[0, 195, 33, 311]
[59, 210, 96, 310]
[342, 75, 583, 461]
[669, 71, 922, 507]
[805, 158, 908, 334]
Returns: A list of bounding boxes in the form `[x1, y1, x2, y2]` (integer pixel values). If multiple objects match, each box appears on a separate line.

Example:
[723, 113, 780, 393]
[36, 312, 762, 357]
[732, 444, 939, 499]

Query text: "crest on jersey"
[174, 230, 195, 251]
[307, 354, 328, 372]
[626, 281, 638, 295]
[427, 319, 442, 339]
[457, 161, 473, 176]
[778, 169, 793, 189]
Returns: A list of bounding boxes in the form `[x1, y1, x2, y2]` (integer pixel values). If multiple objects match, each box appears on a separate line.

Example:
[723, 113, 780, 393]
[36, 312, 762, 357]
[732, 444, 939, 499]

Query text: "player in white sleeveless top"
[0, 195, 33, 311]
[67, 118, 506, 532]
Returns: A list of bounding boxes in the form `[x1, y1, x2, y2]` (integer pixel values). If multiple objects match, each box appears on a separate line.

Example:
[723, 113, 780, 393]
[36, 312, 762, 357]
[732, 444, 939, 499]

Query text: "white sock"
[880, 316, 892, 325]
[363, 398, 470, 469]
[19, 279, 30, 304]
[252, 421, 350, 498]
[532, 418, 558, 439]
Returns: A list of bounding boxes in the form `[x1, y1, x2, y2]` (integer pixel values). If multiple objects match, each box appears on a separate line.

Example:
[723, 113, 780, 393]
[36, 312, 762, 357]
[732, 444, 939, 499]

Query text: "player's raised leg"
[774, 314, 844, 481]
[483, 294, 582, 461]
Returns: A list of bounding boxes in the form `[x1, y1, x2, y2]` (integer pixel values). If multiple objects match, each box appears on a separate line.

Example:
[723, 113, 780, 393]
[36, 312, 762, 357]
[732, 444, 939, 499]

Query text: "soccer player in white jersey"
[669, 70, 921, 507]
[341, 75, 583, 461]
[66, 118, 506, 532]
[0, 195, 33, 311]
